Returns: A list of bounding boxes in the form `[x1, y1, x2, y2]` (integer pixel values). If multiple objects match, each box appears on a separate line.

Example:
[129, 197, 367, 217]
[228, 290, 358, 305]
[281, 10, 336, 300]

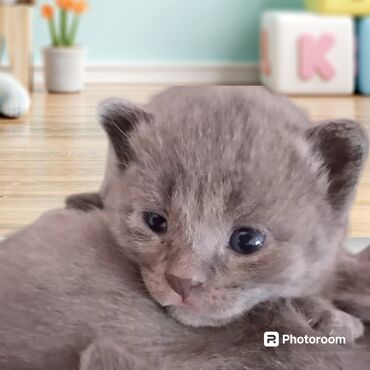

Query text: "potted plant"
[41, 0, 88, 93]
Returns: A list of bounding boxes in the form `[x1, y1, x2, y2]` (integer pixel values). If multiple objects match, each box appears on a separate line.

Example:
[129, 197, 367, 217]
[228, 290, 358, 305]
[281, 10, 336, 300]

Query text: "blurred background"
[33, 0, 301, 64]
[1, 0, 303, 87]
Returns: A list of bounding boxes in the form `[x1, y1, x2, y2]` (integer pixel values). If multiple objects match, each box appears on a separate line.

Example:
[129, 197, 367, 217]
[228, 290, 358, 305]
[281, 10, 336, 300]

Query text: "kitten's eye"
[229, 227, 265, 255]
[143, 212, 168, 234]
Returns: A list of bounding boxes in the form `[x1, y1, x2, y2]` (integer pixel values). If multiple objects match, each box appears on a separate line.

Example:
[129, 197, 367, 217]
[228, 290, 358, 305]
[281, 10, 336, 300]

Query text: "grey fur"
[1, 87, 369, 369]
[94, 87, 368, 327]
[333, 248, 370, 322]
[1, 209, 370, 370]
[66, 192, 104, 211]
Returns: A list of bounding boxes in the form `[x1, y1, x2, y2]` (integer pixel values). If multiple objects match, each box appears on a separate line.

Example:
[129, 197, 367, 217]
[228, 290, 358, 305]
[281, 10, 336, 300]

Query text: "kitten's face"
[108, 93, 339, 327]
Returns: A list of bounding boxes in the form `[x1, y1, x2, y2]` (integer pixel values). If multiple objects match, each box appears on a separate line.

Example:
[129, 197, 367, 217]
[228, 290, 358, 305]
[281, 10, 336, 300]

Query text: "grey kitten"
[1, 86, 369, 369]
[68, 87, 368, 331]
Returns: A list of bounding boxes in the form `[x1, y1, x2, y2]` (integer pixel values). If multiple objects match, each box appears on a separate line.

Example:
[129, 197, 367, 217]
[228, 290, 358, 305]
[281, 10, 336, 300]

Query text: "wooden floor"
[0, 85, 369, 237]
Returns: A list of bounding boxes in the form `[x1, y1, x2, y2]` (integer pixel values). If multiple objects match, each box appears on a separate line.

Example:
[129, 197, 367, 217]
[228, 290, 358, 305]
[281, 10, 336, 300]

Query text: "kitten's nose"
[165, 273, 203, 301]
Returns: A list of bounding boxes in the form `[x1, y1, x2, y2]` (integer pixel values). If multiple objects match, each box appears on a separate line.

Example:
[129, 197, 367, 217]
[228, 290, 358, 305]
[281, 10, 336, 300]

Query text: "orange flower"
[41, 4, 54, 19]
[56, 0, 75, 11]
[72, 0, 88, 14]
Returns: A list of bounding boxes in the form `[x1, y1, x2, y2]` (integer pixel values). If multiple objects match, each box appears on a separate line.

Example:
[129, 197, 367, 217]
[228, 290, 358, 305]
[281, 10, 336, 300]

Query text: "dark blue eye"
[143, 212, 167, 234]
[229, 227, 265, 255]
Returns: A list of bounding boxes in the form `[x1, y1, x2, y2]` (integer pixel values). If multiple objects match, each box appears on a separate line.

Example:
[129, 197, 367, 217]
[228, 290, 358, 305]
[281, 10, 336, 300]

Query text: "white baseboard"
[33, 62, 260, 85]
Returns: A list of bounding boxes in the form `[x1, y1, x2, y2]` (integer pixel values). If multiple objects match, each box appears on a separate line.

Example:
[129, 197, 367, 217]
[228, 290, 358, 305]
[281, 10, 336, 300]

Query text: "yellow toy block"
[306, 0, 370, 16]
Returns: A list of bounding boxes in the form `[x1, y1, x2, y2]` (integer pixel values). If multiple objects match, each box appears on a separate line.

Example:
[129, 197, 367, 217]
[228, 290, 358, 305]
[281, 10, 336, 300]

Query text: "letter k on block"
[298, 33, 336, 80]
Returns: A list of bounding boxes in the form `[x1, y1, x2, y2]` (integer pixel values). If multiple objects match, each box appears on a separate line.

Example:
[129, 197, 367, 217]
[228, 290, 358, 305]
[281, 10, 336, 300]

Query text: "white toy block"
[260, 11, 354, 95]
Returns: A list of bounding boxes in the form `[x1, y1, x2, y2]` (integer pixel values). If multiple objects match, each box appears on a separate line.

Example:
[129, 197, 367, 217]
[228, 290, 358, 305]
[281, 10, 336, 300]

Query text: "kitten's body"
[1, 208, 370, 370]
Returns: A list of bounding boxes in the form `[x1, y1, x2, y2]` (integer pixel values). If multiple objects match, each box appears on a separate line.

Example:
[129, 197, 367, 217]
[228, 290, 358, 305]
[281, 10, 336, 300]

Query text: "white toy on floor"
[260, 11, 354, 95]
[0, 72, 30, 118]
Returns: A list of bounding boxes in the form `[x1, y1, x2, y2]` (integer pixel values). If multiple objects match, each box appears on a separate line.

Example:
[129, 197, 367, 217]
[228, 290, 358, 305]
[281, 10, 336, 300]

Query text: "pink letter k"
[298, 33, 336, 80]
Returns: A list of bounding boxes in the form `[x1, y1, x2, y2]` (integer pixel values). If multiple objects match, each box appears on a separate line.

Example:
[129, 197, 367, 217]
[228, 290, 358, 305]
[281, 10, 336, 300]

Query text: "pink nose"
[165, 273, 203, 301]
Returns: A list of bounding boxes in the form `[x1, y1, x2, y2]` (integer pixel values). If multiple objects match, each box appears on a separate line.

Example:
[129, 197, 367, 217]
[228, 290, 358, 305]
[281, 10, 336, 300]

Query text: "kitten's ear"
[306, 119, 368, 212]
[98, 97, 153, 168]
[65, 192, 103, 211]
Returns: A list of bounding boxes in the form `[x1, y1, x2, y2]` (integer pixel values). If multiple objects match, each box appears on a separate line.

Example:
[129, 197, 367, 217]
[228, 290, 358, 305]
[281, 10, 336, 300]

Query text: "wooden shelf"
[0, 4, 33, 90]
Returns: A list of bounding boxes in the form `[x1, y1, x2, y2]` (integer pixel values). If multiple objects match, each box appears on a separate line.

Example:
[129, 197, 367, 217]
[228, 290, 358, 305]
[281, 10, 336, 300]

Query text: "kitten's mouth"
[147, 284, 233, 327]
[161, 292, 197, 310]
[141, 268, 212, 318]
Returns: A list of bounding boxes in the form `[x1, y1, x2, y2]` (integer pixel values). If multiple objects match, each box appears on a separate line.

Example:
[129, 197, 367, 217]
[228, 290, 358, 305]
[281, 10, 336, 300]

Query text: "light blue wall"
[34, 0, 303, 63]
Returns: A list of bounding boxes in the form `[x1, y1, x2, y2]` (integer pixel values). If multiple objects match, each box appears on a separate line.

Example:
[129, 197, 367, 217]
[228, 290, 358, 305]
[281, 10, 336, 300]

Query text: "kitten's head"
[98, 87, 368, 327]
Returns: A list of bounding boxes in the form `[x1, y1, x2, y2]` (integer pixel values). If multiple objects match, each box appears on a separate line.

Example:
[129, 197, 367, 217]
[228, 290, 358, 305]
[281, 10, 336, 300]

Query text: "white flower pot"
[43, 46, 86, 93]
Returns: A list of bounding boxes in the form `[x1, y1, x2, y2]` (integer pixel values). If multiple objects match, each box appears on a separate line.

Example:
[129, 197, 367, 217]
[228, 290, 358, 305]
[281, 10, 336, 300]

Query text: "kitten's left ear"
[306, 119, 368, 213]
[98, 97, 153, 169]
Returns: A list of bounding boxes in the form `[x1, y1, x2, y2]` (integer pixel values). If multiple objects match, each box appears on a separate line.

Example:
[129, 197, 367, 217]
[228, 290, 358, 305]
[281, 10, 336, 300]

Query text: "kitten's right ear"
[98, 98, 153, 169]
[306, 119, 368, 213]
